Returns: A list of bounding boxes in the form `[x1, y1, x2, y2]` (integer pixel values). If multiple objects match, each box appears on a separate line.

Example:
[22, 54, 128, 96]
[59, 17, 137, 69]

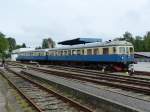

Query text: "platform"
[17, 68, 150, 112]
[134, 62, 150, 72]
[0, 71, 7, 112]
[0, 92, 7, 112]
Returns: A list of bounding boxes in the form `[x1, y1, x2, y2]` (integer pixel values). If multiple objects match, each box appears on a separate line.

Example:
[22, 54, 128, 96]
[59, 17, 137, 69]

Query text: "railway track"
[135, 71, 150, 76]
[21, 66, 150, 95]
[46, 65, 150, 81]
[7, 62, 150, 94]
[7, 61, 150, 81]
[0, 67, 93, 112]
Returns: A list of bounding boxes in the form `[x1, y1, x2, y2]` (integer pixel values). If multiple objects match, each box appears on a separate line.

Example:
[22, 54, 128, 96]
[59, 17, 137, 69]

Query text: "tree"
[123, 32, 134, 43]
[35, 46, 42, 49]
[134, 36, 143, 51]
[144, 32, 150, 51]
[15, 43, 26, 49]
[113, 37, 124, 41]
[42, 39, 49, 48]
[22, 43, 26, 48]
[7, 37, 16, 52]
[42, 38, 55, 49]
[113, 32, 134, 43]
[0, 32, 9, 57]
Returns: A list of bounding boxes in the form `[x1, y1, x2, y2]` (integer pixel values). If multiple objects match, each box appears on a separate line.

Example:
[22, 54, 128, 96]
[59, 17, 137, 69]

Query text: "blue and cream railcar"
[47, 41, 134, 71]
[16, 40, 134, 71]
[16, 49, 48, 62]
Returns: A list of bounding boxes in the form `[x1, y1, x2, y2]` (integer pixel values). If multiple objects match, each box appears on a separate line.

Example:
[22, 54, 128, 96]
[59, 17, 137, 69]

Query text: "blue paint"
[47, 54, 134, 62]
[17, 54, 134, 63]
[17, 56, 47, 61]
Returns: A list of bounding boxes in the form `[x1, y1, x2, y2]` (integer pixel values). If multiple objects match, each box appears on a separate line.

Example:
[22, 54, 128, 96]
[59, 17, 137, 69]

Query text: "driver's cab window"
[130, 47, 134, 54]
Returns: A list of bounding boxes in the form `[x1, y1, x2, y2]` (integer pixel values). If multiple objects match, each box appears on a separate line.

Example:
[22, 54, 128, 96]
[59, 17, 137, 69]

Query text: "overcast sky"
[0, 0, 150, 47]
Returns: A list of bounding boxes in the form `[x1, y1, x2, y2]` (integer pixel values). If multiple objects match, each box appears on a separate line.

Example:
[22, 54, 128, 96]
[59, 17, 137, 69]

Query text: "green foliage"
[0, 32, 9, 56]
[35, 46, 42, 49]
[42, 39, 48, 48]
[42, 38, 55, 49]
[144, 32, 150, 51]
[114, 31, 150, 52]
[15, 43, 26, 49]
[22, 43, 26, 48]
[7, 37, 16, 52]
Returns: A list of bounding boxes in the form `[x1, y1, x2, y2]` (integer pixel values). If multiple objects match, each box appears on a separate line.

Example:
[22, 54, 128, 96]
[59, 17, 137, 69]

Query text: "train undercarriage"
[19, 60, 132, 72]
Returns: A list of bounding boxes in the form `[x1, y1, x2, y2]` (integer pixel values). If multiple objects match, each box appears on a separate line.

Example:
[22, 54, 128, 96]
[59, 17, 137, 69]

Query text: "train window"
[68, 50, 71, 55]
[77, 50, 81, 55]
[53, 51, 55, 56]
[43, 52, 46, 56]
[39, 52, 41, 56]
[119, 47, 125, 54]
[38, 52, 40, 56]
[103, 48, 109, 54]
[56, 51, 59, 56]
[61, 51, 63, 56]
[40, 52, 43, 56]
[30, 52, 32, 56]
[113, 47, 116, 54]
[49, 51, 53, 56]
[126, 47, 129, 54]
[54, 51, 56, 56]
[58, 51, 61, 56]
[82, 49, 84, 55]
[48, 51, 51, 56]
[64, 51, 67, 56]
[45, 52, 47, 56]
[93, 48, 99, 55]
[43, 52, 45, 56]
[35, 52, 37, 56]
[72, 50, 77, 55]
[87, 49, 92, 55]
[130, 47, 134, 54]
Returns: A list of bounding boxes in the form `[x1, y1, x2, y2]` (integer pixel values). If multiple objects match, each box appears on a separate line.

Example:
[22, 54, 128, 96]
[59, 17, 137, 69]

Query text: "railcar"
[16, 40, 134, 71]
[17, 49, 48, 63]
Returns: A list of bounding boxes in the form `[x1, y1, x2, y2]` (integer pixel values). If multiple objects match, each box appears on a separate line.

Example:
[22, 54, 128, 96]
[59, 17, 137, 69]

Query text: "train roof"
[12, 48, 35, 54]
[58, 38, 102, 45]
[48, 40, 133, 51]
[18, 41, 133, 53]
[19, 49, 49, 53]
